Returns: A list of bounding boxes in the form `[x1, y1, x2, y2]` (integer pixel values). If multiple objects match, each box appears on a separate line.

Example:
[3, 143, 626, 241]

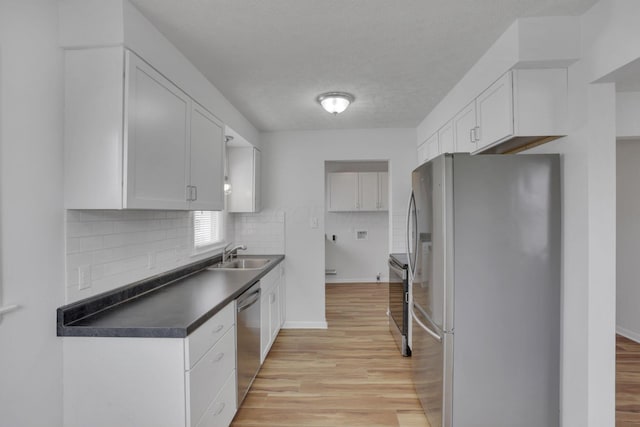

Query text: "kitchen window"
[193, 211, 224, 249]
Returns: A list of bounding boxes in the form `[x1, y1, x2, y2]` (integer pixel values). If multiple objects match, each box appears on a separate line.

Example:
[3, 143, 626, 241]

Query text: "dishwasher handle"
[237, 289, 261, 313]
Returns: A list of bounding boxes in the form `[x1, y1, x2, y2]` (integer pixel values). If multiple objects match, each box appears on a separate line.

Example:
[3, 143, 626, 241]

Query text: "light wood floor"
[617, 335, 640, 426]
[231, 283, 430, 427]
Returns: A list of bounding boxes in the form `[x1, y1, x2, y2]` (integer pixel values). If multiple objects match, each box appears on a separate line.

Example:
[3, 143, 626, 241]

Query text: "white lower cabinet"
[196, 373, 237, 427]
[260, 263, 286, 363]
[63, 302, 237, 427]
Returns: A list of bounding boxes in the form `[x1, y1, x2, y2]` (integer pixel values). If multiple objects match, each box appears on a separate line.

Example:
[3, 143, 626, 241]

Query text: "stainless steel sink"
[208, 258, 271, 271]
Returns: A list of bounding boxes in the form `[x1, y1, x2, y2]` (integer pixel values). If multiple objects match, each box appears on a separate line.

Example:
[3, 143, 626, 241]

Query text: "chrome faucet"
[222, 243, 247, 263]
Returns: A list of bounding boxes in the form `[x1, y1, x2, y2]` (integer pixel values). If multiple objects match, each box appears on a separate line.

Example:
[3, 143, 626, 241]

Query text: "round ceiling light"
[316, 92, 355, 115]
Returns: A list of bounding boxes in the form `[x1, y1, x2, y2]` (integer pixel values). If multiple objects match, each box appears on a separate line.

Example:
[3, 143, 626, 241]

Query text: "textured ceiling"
[130, 0, 597, 132]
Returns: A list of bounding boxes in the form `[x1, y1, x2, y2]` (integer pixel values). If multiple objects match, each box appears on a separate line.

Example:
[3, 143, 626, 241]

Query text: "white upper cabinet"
[328, 172, 388, 212]
[424, 68, 568, 158]
[125, 53, 190, 209]
[328, 172, 358, 211]
[188, 103, 224, 211]
[453, 101, 478, 153]
[228, 147, 262, 213]
[475, 71, 514, 151]
[438, 119, 455, 155]
[64, 48, 224, 210]
[358, 172, 379, 211]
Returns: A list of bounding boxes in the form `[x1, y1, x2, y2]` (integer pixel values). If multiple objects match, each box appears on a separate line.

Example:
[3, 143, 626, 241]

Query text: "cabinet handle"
[212, 402, 226, 416]
[474, 126, 481, 142]
[212, 324, 224, 333]
[186, 185, 192, 201]
[469, 128, 474, 143]
[212, 352, 224, 363]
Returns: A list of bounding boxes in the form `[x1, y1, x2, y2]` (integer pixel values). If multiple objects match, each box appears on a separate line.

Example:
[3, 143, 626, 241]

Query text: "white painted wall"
[0, 1, 65, 426]
[261, 128, 415, 328]
[616, 139, 640, 342]
[325, 211, 389, 283]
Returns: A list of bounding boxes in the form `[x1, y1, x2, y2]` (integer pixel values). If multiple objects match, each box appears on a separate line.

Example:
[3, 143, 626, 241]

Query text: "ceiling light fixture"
[316, 92, 355, 115]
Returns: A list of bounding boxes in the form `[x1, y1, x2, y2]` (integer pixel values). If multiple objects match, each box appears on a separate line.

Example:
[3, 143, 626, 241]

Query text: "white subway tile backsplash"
[233, 209, 285, 255]
[64, 210, 234, 304]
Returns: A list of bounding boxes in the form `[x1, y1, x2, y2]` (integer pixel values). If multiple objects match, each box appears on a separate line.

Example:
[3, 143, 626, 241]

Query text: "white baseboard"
[616, 325, 640, 343]
[282, 320, 328, 329]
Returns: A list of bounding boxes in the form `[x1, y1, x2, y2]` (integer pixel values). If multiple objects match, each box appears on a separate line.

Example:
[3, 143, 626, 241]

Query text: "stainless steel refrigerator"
[407, 153, 560, 427]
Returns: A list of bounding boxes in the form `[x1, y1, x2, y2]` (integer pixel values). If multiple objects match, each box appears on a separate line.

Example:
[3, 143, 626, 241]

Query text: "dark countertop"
[390, 253, 408, 268]
[57, 254, 284, 338]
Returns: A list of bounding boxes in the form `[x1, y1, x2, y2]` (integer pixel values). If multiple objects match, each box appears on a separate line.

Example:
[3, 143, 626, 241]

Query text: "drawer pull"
[212, 324, 225, 334]
[212, 402, 225, 416]
[212, 352, 224, 363]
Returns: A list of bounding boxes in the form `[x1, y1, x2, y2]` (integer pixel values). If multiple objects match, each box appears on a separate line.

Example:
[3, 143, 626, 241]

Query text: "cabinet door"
[417, 141, 428, 165]
[253, 148, 262, 212]
[270, 284, 281, 343]
[260, 292, 270, 363]
[328, 173, 358, 211]
[359, 172, 379, 211]
[125, 52, 190, 209]
[189, 102, 224, 211]
[453, 101, 477, 153]
[421, 133, 438, 161]
[378, 172, 389, 211]
[427, 133, 440, 160]
[476, 71, 513, 151]
[438, 119, 454, 154]
[279, 266, 286, 328]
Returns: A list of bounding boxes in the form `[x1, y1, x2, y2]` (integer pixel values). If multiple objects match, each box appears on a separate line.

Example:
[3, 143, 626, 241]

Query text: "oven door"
[389, 257, 410, 356]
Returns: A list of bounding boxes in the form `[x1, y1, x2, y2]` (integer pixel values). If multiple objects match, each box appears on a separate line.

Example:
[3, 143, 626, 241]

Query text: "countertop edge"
[57, 254, 285, 339]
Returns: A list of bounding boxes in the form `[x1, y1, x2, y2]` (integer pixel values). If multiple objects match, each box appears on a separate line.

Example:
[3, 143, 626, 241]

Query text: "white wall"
[0, 1, 65, 426]
[325, 211, 389, 283]
[262, 128, 415, 328]
[616, 139, 640, 341]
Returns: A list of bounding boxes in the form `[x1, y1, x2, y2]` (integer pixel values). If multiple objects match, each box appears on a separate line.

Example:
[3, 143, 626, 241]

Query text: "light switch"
[310, 217, 319, 228]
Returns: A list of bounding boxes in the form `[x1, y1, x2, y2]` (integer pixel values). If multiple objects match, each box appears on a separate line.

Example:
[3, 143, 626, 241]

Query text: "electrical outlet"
[78, 265, 91, 290]
[376, 273, 381, 282]
[148, 253, 156, 269]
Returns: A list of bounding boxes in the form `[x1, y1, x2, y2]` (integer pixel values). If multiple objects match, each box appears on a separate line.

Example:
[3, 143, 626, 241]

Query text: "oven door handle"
[388, 260, 407, 280]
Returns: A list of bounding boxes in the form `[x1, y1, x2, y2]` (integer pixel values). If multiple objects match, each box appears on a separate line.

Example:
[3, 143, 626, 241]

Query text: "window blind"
[194, 211, 223, 248]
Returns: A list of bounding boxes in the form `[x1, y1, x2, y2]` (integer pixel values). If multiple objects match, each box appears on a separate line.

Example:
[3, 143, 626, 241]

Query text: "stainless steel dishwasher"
[236, 281, 261, 406]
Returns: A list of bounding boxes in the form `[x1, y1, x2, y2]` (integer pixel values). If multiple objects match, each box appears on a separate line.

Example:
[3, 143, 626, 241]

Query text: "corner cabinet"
[328, 172, 388, 212]
[64, 47, 224, 210]
[228, 147, 262, 213]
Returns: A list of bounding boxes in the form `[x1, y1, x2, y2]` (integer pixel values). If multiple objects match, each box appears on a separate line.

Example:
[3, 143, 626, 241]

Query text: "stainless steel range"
[388, 253, 410, 356]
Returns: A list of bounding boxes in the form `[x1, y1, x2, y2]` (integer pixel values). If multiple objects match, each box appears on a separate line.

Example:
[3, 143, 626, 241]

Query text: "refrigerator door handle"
[406, 192, 417, 279]
[410, 304, 442, 343]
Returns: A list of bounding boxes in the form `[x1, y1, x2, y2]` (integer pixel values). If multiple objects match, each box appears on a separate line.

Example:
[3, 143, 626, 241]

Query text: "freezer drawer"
[412, 304, 444, 427]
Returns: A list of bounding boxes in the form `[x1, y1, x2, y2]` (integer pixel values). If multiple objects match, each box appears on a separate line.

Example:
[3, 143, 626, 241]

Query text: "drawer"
[185, 302, 234, 369]
[196, 370, 237, 427]
[186, 326, 236, 427]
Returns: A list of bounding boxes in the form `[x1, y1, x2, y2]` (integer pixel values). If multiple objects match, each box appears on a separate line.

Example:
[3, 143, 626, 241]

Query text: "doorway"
[324, 160, 389, 284]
